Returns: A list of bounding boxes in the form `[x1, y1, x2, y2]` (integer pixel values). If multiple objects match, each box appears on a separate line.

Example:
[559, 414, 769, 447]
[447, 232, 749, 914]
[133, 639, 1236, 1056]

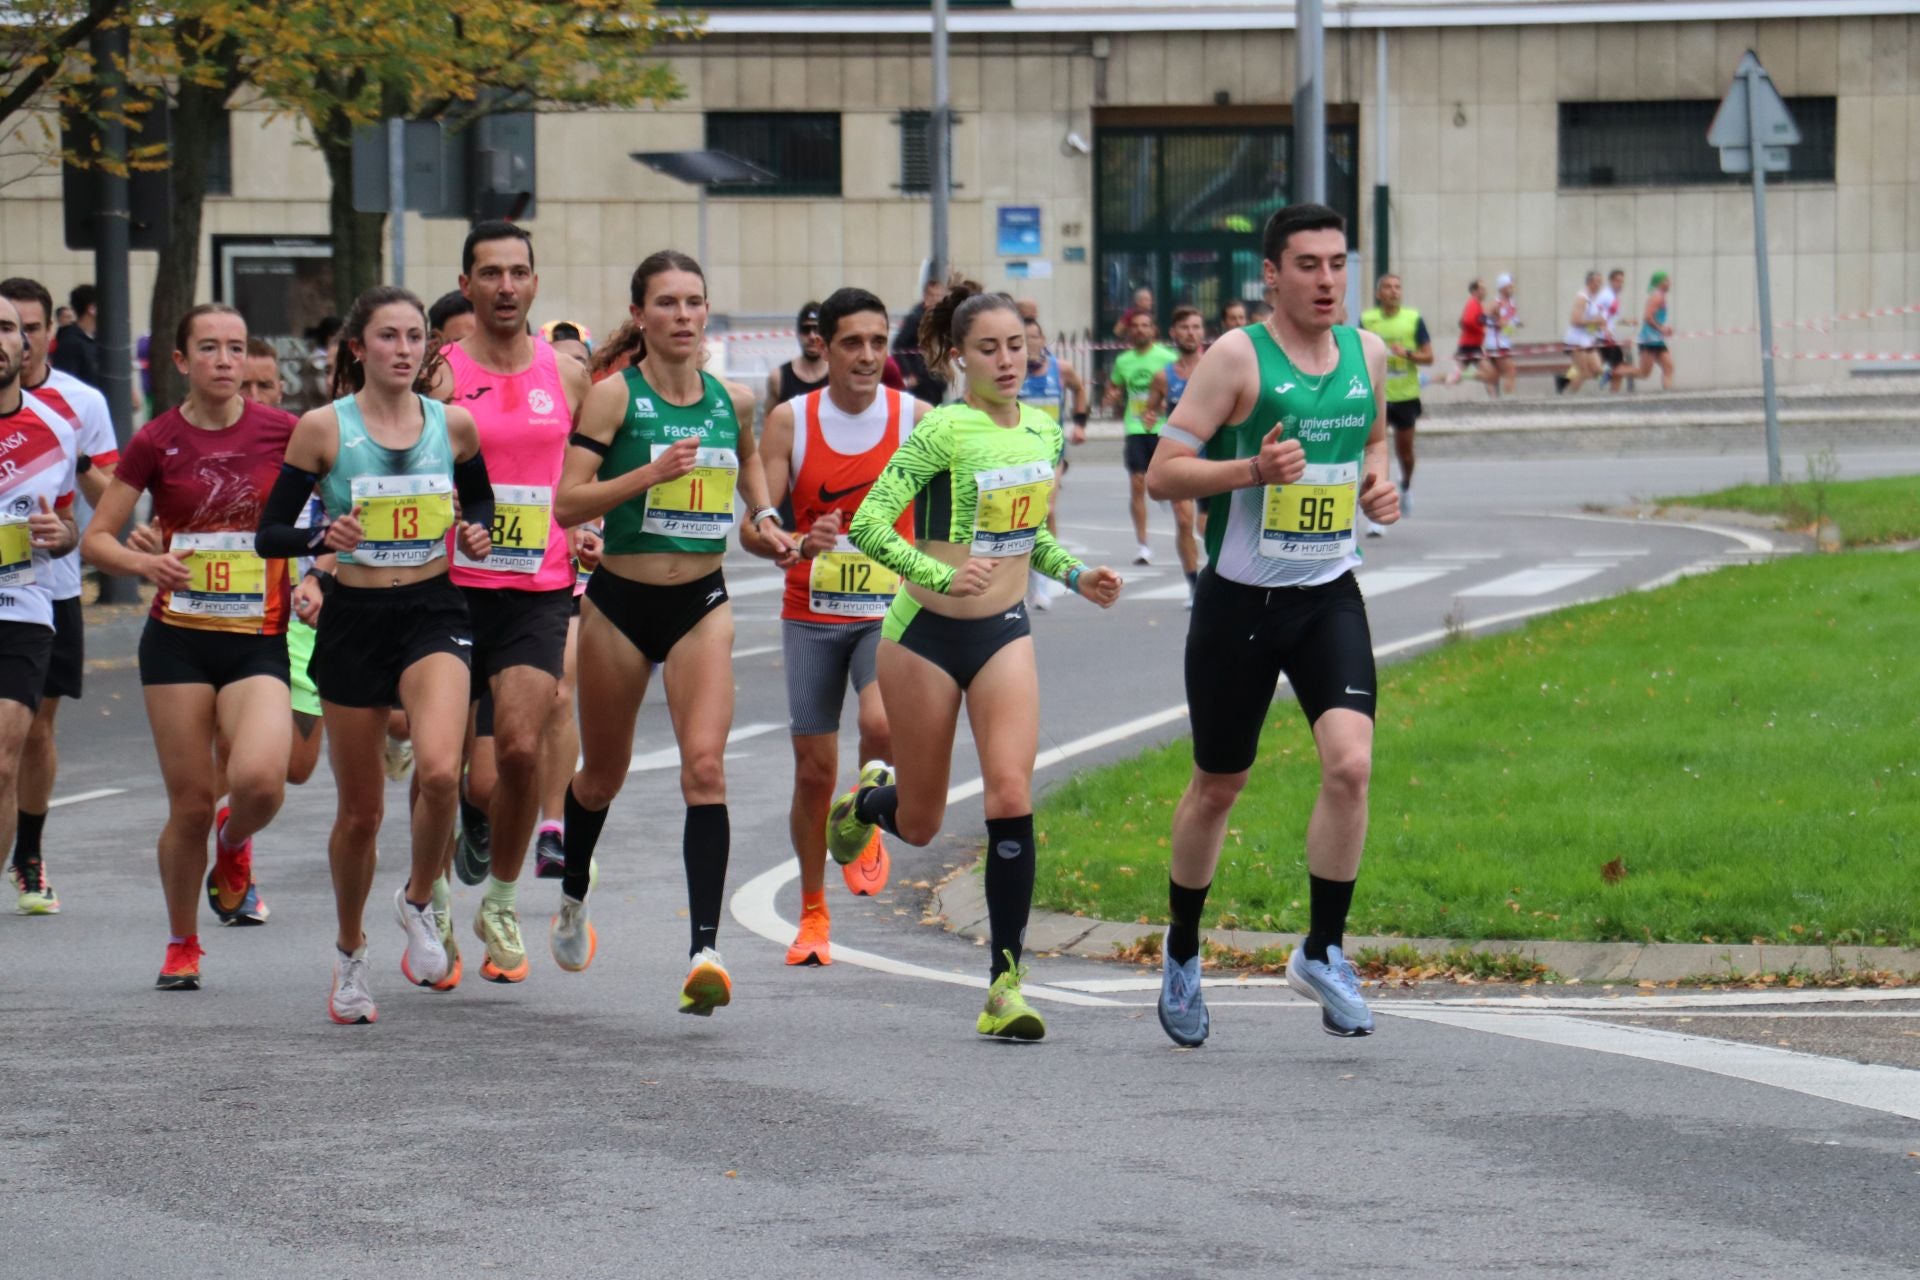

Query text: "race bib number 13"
[0, 517, 33, 589]
[350, 474, 454, 567]
[1259, 461, 1358, 562]
[165, 531, 267, 618]
[456, 483, 553, 573]
[643, 446, 737, 540]
[971, 461, 1054, 558]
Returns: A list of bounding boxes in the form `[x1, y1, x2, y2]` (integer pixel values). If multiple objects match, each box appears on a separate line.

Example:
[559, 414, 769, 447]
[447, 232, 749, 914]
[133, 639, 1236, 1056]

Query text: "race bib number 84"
[643, 446, 737, 540]
[455, 483, 553, 573]
[1259, 461, 1358, 562]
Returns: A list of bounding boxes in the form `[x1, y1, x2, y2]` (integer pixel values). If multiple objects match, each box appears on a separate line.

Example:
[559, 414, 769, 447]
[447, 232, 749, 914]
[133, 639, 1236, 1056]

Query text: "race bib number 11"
[1259, 461, 1358, 562]
[643, 446, 737, 540]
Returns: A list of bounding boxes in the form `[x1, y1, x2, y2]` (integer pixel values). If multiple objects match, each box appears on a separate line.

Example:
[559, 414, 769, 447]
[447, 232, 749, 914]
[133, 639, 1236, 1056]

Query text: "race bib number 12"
[971, 461, 1054, 558]
[1259, 461, 1359, 562]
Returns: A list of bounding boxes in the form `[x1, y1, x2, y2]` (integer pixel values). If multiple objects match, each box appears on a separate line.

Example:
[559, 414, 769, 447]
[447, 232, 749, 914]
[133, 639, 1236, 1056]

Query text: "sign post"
[1709, 51, 1799, 485]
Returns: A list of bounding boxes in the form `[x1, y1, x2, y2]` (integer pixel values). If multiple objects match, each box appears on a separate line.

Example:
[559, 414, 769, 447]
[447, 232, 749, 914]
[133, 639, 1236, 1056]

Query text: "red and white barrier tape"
[1772, 350, 1920, 362]
[1672, 300, 1920, 340]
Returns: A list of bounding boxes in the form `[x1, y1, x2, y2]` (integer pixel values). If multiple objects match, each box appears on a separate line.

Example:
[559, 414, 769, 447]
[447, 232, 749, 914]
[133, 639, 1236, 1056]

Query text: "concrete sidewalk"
[931, 872, 1920, 984]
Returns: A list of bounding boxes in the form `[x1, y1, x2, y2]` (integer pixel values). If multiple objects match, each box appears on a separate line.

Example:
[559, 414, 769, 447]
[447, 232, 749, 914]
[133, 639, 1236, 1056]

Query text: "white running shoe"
[1398, 484, 1413, 518]
[549, 894, 597, 973]
[1365, 519, 1386, 539]
[329, 945, 377, 1024]
[1133, 545, 1153, 565]
[394, 887, 450, 987]
[383, 735, 414, 781]
[679, 946, 732, 1016]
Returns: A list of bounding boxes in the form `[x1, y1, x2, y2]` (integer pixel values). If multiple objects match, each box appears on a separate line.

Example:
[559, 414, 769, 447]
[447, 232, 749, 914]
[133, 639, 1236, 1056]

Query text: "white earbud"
[954, 356, 967, 370]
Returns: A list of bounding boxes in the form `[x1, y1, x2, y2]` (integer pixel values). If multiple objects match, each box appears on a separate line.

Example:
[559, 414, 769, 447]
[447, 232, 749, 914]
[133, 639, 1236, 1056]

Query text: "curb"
[930, 870, 1920, 984]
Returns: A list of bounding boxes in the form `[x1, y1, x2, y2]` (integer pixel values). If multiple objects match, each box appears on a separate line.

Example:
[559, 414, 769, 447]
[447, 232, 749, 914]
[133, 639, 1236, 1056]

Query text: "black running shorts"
[1123, 434, 1159, 475]
[138, 618, 289, 691]
[1184, 568, 1376, 776]
[44, 595, 83, 700]
[1385, 398, 1422, 432]
[584, 567, 728, 666]
[0, 620, 53, 712]
[462, 583, 572, 700]
[311, 575, 472, 709]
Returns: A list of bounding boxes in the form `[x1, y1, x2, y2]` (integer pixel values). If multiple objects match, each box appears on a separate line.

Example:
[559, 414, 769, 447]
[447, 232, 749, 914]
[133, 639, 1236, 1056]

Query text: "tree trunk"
[320, 108, 385, 317]
[147, 35, 238, 415]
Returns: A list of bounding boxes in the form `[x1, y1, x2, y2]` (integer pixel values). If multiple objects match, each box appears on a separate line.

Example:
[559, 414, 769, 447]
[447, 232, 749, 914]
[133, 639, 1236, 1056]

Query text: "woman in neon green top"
[828, 279, 1124, 1040]
[551, 250, 795, 1016]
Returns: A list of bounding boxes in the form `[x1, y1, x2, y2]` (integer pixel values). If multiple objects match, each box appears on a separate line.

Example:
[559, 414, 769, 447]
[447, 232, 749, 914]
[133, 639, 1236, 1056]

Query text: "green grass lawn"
[1033, 552, 1920, 948]
[1659, 473, 1919, 546]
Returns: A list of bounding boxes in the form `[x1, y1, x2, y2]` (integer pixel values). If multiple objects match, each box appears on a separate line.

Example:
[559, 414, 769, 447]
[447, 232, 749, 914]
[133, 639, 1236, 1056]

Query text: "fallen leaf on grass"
[1601, 858, 1628, 885]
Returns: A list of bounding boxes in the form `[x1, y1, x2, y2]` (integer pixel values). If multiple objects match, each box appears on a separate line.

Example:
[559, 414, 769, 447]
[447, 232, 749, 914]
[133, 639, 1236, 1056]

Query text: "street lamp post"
[629, 149, 775, 268]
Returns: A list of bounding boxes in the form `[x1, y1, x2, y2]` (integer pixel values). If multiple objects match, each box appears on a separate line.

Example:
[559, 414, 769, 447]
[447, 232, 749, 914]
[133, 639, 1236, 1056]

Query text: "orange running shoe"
[841, 828, 890, 897]
[785, 901, 832, 966]
[156, 937, 205, 991]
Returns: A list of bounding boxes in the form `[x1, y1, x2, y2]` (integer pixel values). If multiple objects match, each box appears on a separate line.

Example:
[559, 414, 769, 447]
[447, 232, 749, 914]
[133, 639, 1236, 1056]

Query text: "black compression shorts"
[1123, 434, 1159, 475]
[44, 595, 83, 700]
[1385, 398, 1422, 432]
[584, 567, 728, 666]
[138, 619, 289, 691]
[462, 583, 571, 701]
[0, 621, 53, 712]
[311, 575, 472, 709]
[1184, 568, 1376, 776]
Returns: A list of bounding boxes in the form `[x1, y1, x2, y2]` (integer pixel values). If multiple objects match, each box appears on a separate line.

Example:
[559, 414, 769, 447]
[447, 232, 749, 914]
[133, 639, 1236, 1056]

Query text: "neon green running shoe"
[976, 952, 1046, 1041]
[825, 760, 893, 866]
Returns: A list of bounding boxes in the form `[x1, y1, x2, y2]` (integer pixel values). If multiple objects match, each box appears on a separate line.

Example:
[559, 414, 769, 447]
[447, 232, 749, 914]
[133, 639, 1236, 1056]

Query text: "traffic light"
[351, 113, 535, 221]
[61, 96, 175, 252]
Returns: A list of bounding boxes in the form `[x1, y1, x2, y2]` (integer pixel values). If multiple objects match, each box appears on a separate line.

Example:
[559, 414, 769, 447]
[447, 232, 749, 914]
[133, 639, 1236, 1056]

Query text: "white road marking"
[726, 576, 787, 597]
[1354, 566, 1455, 597]
[1391, 987, 1920, 1012]
[1382, 1007, 1920, 1120]
[1423, 550, 1503, 561]
[628, 722, 782, 773]
[735, 644, 781, 658]
[1573, 548, 1651, 557]
[49, 787, 126, 808]
[1456, 565, 1608, 597]
[1132, 583, 1194, 601]
[1508, 509, 1775, 554]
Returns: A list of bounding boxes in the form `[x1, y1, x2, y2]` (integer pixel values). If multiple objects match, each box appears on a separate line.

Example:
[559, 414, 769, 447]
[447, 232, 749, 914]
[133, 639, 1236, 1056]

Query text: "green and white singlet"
[601, 367, 741, 556]
[1198, 325, 1375, 589]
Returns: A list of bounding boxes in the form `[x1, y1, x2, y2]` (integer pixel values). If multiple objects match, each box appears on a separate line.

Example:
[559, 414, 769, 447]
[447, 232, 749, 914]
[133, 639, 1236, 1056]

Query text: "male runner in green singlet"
[1145, 203, 1399, 1047]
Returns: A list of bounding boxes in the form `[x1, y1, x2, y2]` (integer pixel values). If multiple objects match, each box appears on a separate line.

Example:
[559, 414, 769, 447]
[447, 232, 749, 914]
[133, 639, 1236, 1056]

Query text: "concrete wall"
[1, 14, 1911, 389]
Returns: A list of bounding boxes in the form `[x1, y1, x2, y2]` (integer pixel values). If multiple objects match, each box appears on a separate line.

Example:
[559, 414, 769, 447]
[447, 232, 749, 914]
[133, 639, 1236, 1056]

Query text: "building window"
[896, 109, 958, 195]
[704, 112, 841, 196]
[206, 109, 232, 196]
[1558, 98, 1836, 188]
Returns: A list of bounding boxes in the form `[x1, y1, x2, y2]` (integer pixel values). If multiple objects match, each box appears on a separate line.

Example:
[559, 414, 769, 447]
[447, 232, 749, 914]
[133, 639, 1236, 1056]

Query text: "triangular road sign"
[1708, 51, 1801, 150]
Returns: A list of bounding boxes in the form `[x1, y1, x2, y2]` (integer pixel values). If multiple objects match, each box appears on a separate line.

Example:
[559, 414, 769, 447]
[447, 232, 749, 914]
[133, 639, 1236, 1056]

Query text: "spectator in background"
[1219, 300, 1249, 334]
[540, 319, 593, 369]
[51, 283, 102, 389]
[1247, 299, 1273, 325]
[429, 290, 477, 347]
[893, 275, 948, 404]
[767, 301, 828, 407]
[1112, 285, 1154, 338]
[54, 305, 75, 328]
[239, 337, 284, 406]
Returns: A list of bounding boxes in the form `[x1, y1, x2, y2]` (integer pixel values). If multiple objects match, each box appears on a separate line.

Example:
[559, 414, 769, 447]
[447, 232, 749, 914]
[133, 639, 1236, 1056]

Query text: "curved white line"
[1505, 509, 1776, 554]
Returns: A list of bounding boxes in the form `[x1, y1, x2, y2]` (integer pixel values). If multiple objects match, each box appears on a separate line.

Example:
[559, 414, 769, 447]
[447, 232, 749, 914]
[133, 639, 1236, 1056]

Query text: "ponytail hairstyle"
[592, 250, 705, 377]
[328, 285, 430, 399]
[917, 272, 1019, 375]
[173, 302, 244, 357]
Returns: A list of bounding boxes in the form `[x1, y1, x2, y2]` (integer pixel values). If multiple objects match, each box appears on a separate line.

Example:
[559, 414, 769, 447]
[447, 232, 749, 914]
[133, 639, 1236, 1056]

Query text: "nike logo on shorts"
[1344, 685, 1371, 697]
[817, 480, 872, 504]
[454, 637, 473, 647]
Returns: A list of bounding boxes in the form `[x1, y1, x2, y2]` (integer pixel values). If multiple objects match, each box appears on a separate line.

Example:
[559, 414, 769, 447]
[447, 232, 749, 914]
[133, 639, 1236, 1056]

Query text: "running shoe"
[977, 952, 1046, 1041]
[1365, 519, 1386, 539]
[454, 798, 492, 886]
[549, 894, 597, 973]
[433, 896, 463, 991]
[11, 856, 58, 915]
[383, 735, 415, 780]
[207, 805, 269, 925]
[472, 899, 530, 983]
[1285, 943, 1374, 1038]
[841, 828, 890, 897]
[784, 902, 831, 966]
[1398, 483, 1413, 518]
[1156, 941, 1210, 1048]
[394, 887, 450, 987]
[825, 760, 893, 866]
[678, 947, 732, 1015]
[156, 937, 204, 991]
[533, 827, 565, 879]
[329, 945, 377, 1024]
[1134, 545, 1153, 565]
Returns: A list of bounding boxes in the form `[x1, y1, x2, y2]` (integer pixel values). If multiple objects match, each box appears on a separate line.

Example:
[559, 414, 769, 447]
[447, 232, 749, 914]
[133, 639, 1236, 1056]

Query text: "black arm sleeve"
[453, 450, 495, 530]
[255, 464, 327, 559]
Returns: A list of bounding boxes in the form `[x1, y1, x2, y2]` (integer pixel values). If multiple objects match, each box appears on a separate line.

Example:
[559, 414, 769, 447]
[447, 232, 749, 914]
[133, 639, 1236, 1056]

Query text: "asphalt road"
[3, 434, 1917, 1279]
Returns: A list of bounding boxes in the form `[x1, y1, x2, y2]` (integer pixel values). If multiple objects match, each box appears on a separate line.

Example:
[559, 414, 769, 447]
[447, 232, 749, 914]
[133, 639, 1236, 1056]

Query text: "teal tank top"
[320, 394, 455, 567]
[1202, 324, 1374, 588]
[602, 367, 742, 556]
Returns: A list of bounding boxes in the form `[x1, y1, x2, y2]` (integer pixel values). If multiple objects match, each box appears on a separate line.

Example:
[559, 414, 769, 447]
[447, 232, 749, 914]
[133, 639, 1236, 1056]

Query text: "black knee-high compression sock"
[854, 783, 901, 838]
[1303, 874, 1357, 962]
[459, 787, 488, 838]
[984, 814, 1036, 979]
[560, 784, 610, 902]
[1166, 877, 1212, 965]
[684, 803, 730, 956]
[13, 810, 45, 867]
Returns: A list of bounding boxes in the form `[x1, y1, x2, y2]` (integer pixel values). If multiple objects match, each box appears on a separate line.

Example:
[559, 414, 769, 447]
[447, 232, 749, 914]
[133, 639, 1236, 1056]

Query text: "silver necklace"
[1265, 317, 1338, 391]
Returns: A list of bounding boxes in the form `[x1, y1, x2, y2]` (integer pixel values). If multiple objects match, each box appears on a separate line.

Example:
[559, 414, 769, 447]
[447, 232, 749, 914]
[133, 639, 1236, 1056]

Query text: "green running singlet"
[601, 367, 742, 556]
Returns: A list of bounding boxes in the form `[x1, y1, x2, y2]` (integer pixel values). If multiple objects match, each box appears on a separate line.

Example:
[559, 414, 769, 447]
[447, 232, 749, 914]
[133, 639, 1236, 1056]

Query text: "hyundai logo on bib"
[529, 389, 555, 416]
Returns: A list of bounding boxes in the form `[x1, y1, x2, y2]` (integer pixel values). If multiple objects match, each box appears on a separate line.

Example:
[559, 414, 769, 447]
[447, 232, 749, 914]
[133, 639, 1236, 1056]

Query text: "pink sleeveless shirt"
[442, 337, 574, 592]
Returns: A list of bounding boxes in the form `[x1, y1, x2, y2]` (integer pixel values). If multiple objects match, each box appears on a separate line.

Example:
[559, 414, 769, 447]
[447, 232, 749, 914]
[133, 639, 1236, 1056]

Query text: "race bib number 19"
[1259, 461, 1358, 562]
[971, 462, 1054, 558]
[165, 531, 267, 618]
[0, 517, 33, 589]
[643, 446, 737, 540]
[350, 474, 454, 567]
[455, 484, 553, 573]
